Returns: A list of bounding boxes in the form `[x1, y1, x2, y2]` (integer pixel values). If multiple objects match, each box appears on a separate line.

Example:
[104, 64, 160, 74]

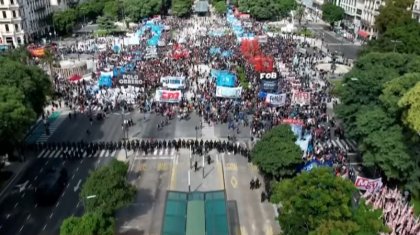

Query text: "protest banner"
[354, 176, 383, 192]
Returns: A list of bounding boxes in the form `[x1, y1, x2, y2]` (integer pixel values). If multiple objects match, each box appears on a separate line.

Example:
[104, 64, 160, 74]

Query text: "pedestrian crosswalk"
[328, 138, 358, 153]
[36, 148, 178, 159]
[36, 116, 65, 143]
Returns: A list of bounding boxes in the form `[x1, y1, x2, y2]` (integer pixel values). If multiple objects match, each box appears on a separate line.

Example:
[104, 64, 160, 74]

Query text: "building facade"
[0, 0, 57, 47]
[413, 0, 420, 23]
[333, 0, 384, 40]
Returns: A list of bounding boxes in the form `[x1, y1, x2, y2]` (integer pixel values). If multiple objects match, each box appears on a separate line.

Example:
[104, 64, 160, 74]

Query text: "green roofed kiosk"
[162, 190, 230, 235]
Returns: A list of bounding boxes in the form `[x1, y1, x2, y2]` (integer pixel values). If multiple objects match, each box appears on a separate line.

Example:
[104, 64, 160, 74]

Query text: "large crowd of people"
[35, 7, 420, 234]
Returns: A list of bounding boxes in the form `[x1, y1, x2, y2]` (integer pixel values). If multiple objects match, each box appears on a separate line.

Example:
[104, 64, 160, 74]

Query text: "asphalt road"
[0, 151, 114, 235]
[3, 110, 254, 235]
[306, 23, 361, 60]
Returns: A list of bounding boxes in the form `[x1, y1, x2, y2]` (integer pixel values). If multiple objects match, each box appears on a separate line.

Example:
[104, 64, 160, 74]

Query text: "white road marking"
[49, 212, 54, 219]
[14, 202, 19, 208]
[55, 201, 60, 208]
[42, 224, 47, 231]
[35, 203, 38, 208]
[76, 167, 79, 172]
[80, 159, 84, 164]
[19, 225, 24, 232]
[34, 176, 38, 180]
[76, 201, 80, 208]
[45, 160, 49, 165]
[21, 193, 25, 198]
[73, 179, 82, 192]
[71, 174, 75, 180]
[26, 214, 31, 221]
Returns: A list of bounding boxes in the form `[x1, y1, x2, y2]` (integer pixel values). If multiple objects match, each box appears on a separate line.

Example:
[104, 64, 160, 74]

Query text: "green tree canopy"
[103, 1, 121, 19]
[238, 0, 297, 20]
[379, 73, 420, 117]
[271, 168, 389, 235]
[398, 82, 420, 133]
[80, 159, 135, 216]
[321, 3, 345, 27]
[124, 0, 162, 22]
[374, 0, 414, 34]
[213, 0, 227, 15]
[60, 213, 115, 235]
[251, 125, 302, 179]
[0, 57, 51, 115]
[171, 0, 192, 17]
[97, 15, 117, 33]
[53, 8, 78, 34]
[0, 87, 36, 154]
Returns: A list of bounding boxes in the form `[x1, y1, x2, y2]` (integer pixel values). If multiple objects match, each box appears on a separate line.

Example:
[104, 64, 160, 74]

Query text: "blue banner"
[211, 70, 236, 87]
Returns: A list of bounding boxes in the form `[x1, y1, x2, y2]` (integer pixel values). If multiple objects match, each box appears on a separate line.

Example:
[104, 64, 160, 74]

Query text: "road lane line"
[14, 202, 18, 208]
[55, 201, 60, 208]
[19, 225, 24, 232]
[80, 159, 84, 164]
[21, 193, 25, 198]
[169, 161, 177, 190]
[49, 212, 54, 219]
[45, 159, 49, 165]
[34, 176, 38, 180]
[71, 174, 75, 180]
[42, 224, 47, 231]
[26, 214, 31, 221]
[76, 167, 79, 172]
[76, 201, 80, 208]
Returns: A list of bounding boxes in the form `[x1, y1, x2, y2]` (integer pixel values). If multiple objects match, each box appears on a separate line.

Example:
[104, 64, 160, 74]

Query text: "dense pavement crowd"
[28, 8, 420, 235]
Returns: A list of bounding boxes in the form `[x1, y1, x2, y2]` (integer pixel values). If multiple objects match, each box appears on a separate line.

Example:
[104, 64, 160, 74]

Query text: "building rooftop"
[162, 190, 230, 235]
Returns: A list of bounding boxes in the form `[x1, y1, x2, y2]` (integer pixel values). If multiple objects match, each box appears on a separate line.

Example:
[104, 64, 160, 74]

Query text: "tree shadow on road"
[115, 188, 155, 234]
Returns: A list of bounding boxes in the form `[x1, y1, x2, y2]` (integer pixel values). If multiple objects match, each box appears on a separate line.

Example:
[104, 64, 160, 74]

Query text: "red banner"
[281, 118, 304, 126]
[292, 91, 311, 105]
[155, 90, 182, 103]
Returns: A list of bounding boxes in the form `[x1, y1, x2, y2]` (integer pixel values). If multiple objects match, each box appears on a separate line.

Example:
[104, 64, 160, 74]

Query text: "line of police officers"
[27, 139, 251, 160]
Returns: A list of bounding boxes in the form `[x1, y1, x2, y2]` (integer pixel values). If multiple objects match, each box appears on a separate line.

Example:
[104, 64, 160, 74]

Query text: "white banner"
[215, 86, 242, 98]
[265, 93, 286, 106]
[160, 76, 185, 89]
[354, 176, 383, 192]
[155, 90, 182, 103]
[292, 91, 311, 105]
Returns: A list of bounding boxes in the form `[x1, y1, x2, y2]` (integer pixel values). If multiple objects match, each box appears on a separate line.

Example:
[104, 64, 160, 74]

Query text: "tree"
[103, 0, 121, 19]
[270, 168, 389, 235]
[41, 48, 56, 76]
[295, 5, 305, 26]
[361, 125, 414, 181]
[124, 0, 162, 22]
[53, 9, 78, 34]
[0, 57, 51, 115]
[374, 0, 414, 34]
[97, 15, 117, 33]
[213, 1, 227, 15]
[251, 125, 302, 179]
[80, 159, 135, 216]
[0, 87, 36, 155]
[379, 73, 420, 117]
[171, 0, 192, 17]
[398, 82, 420, 133]
[276, 0, 297, 19]
[321, 3, 344, 27]
[60, 213, 115, 235]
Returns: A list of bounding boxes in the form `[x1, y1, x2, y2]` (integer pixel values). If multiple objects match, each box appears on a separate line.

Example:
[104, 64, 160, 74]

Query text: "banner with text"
[354, 176, 383, 192]
[265, 93, 286, 106]
[119, 73, 143, 86]
[160, 76, 185, 89]
[260, 79, 278, 92]
[216, 86, 242, 98]
[155, 90, 182, 103]
[292, 91, 311, 105]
